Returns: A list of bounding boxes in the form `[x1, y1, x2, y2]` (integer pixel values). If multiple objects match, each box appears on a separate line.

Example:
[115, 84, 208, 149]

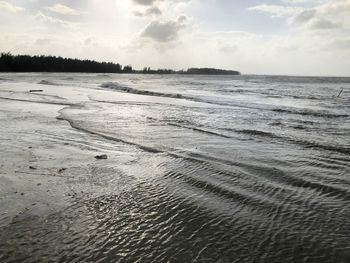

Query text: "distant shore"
[0, 52, 240, 75]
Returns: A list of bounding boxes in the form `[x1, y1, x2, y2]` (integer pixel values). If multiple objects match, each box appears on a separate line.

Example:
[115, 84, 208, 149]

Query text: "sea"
[0, 73, 349, 262]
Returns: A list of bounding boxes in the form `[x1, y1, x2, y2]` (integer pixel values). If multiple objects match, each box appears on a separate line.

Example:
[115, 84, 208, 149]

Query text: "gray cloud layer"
[141, 16, 187, 42]
[132, 0, 158, 6]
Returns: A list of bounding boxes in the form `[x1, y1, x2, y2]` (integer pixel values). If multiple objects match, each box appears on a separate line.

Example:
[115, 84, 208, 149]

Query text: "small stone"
[95, 154, 108, 160]
[29, 166, 37, 170]
[21, 193, 25, 196]
[58, 168, 66, 173]
[28, 146, 33, 149]
[37, 183, 41, 186]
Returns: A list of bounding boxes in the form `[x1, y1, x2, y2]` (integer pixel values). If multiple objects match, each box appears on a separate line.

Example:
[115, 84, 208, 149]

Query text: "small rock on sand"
[29, 166, 37, 170]
[58, 168, 67, 173]
[95, 154, 108, 160]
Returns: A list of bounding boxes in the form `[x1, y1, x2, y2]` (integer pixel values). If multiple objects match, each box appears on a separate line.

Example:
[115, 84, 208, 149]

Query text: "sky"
[0, 0, 349, 76]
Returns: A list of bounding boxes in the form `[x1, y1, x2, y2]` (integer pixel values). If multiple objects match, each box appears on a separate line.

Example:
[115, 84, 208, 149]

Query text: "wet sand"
[0, 84, 136, 228]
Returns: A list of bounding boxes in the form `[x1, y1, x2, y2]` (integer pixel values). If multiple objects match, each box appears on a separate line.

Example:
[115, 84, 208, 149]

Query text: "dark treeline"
[0, 53, 240, 75]
[136, 67, 176, 74]
[185, 68, 240, 75]
[0, 53, 123, 73]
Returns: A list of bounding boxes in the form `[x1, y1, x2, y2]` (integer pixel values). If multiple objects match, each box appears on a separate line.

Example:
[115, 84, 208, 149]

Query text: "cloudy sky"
[0, 0, 349, 76]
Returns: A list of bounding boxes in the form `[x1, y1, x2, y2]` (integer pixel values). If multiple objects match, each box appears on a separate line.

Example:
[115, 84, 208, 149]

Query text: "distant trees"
[138, 67, 240, 75]
[0, 53, 122, 73]
[139, 67, 175, 74]
[123, 65, 133, 73]
[186, 68, 240, 75]
[0, 52, 241, 75]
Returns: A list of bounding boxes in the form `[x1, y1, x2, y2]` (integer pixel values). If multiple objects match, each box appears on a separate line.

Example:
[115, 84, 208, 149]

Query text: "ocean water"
[0, 73, 350, 262]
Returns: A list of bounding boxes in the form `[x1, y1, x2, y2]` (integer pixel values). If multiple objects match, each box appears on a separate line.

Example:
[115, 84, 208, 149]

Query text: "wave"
[176, 151, 350, 200]
[167, 122, 350, 155]
[217, 88, 246, 94]
[96, 74, 111, 77]
[101, 82, 348, 120]
[167, 123, 232, 138]
[0, 78, 12, 81]
[100, 82, 274, 111]
[234, 129, 277, 138]
[57, 113, 164, 154]
[272, 108, 348, 118]
[0, 96, 74, 106]
[38, 80, 60, 86]
[224, 127, 349, 155]
[145, 114, 350, 156]
[101, 82, 184, 99]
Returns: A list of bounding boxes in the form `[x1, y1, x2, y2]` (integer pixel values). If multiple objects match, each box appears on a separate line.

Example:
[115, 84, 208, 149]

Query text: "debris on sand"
[337, 88, 344, 97]
[29, 90, 43, 93]
[58, 168, 67, 173]
[29, 166, 37, 170]
[95, 154, 108, 160]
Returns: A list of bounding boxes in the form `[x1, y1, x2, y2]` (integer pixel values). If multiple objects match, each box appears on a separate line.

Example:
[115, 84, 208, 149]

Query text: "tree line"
[0, 53, 240, 75]
[0, 53, 124, 73]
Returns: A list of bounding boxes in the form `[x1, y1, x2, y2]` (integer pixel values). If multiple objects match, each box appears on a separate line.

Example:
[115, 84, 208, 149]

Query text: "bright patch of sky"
[0, 0, 349, 76]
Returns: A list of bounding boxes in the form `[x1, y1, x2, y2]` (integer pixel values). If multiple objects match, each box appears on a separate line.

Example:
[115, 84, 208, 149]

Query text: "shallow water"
[0, 73, 349, 262]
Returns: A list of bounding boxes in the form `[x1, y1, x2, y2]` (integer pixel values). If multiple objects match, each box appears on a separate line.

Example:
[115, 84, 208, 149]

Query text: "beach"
[0, 73, 349, 262]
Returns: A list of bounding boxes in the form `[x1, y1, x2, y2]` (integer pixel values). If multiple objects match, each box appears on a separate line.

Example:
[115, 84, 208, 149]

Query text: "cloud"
[327, 37, 350, 50]
[0, 0, 24, 13]
[132, 0, 190, 6]
[250, 0, 349, 32]
[131, 0, 191, 17]
[290, 0, 349, 30]
[292, 9, 316, 24]
[133, 6, 162, 17]
[308, 17, 340, 30]
[46, 4, 81, 16]
[34, 11, 80, 30]
[132, 0, 158, 6]
[141, 16, 188, 42]
[35, 38, 52, 46]
[282, 0, 310, 4]
[218, 43, 238, 53]
[248, 4, 304, 17]
[317, 0, 350, 14]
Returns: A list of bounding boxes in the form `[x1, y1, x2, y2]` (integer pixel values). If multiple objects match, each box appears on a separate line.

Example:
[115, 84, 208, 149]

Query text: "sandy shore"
[0, 80, 136, 228]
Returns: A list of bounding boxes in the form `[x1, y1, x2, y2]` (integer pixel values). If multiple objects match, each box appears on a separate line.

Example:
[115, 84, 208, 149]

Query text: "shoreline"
[0, 83, 136, 227]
